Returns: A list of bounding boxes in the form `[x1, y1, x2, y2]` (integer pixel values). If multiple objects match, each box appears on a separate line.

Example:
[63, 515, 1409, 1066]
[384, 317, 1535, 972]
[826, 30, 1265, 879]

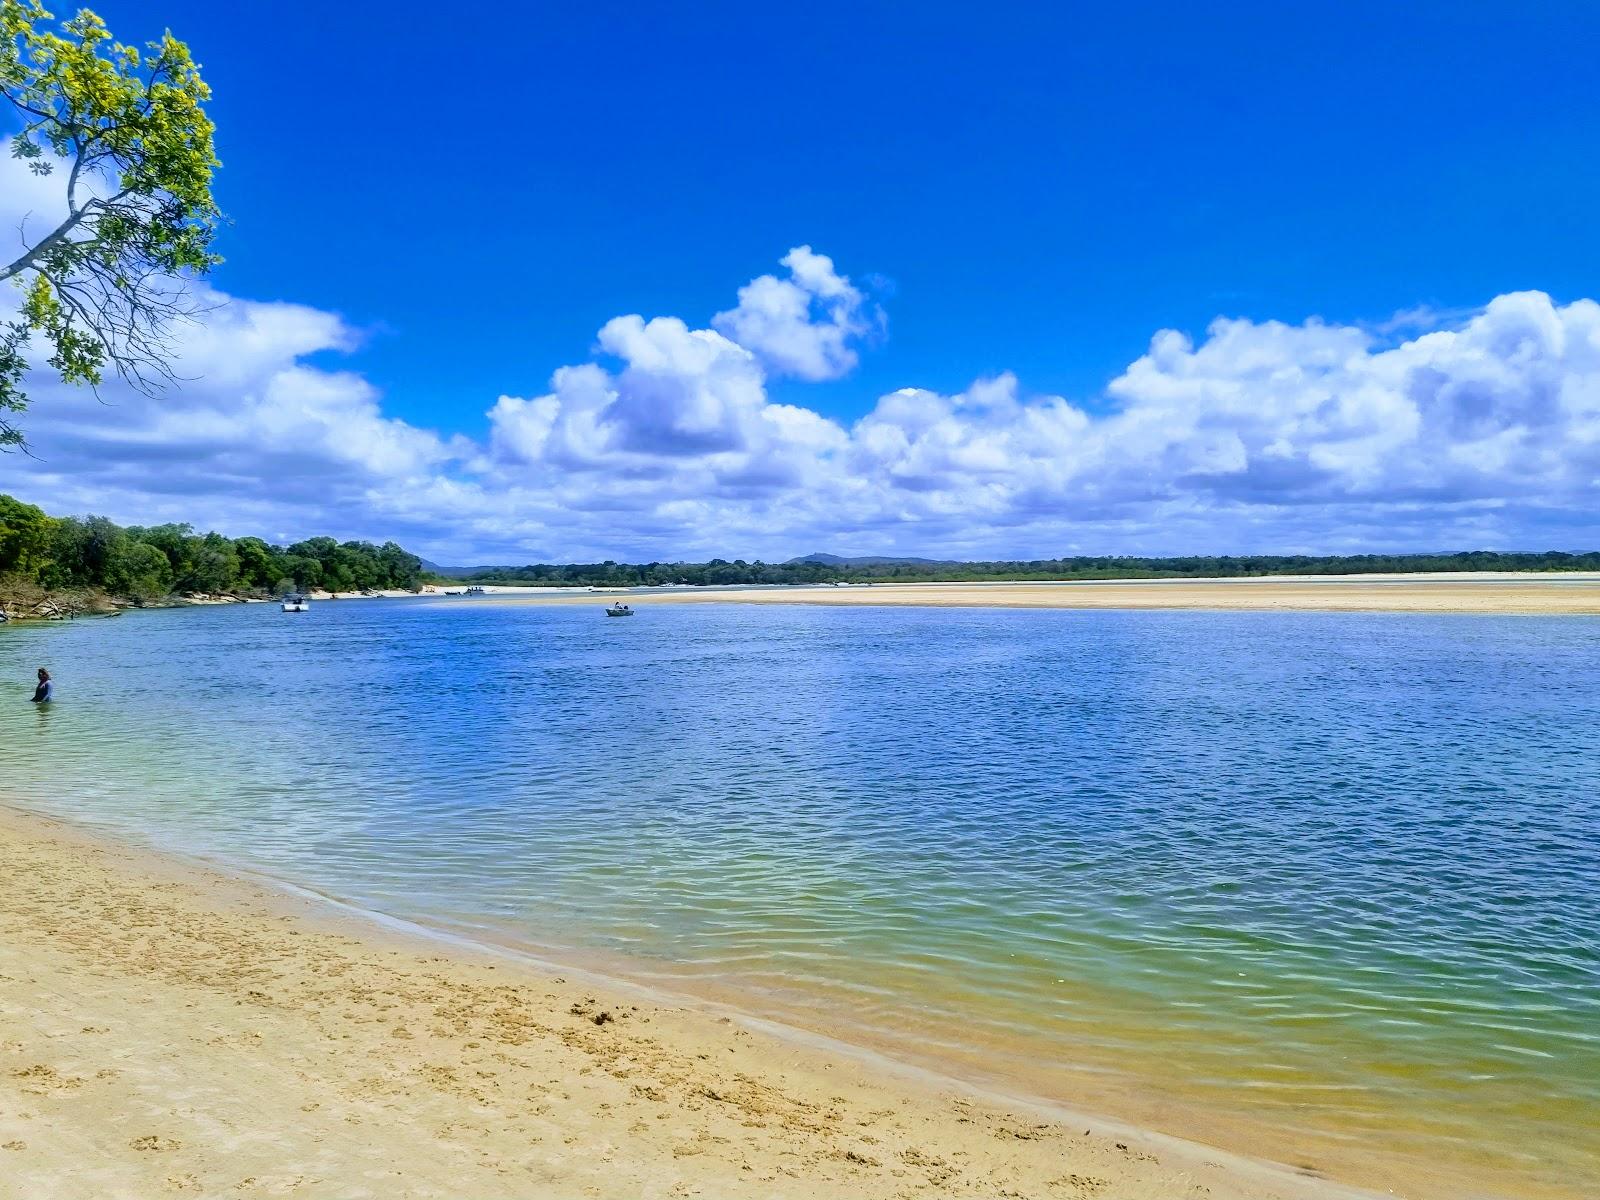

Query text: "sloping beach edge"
[0, 801, 1392, 1200]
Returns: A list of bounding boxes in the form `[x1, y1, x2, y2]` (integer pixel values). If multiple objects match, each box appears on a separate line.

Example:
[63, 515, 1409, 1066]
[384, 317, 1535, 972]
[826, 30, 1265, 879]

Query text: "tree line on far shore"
[463, 549, 1600, 588]
[0, 493, 424, 615]
[8, 484, 1600, 620]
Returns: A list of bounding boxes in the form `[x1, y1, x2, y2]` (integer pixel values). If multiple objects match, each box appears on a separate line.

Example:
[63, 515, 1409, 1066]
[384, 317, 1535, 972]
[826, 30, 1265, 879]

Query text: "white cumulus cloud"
[5, 139, 1600, 564]
[711, 246, 875, 381]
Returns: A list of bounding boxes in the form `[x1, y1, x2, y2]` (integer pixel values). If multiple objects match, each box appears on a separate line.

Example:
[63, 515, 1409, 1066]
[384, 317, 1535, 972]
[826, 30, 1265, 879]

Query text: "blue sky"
[7, 2, 1600, 560]
[83, 0, 1600, 425]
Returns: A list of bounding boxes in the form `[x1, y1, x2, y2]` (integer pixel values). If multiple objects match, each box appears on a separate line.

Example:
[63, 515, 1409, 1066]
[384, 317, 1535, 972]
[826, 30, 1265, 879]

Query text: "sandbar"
[456, 573, 1600, 615]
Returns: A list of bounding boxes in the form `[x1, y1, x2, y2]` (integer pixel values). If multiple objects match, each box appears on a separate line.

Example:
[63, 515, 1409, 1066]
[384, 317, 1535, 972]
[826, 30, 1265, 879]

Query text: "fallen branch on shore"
[0, 577, 115, 623]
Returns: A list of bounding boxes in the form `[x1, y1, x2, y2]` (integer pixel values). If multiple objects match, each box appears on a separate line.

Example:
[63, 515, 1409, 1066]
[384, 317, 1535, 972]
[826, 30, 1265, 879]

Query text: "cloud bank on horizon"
[6, 170, 1600, 562]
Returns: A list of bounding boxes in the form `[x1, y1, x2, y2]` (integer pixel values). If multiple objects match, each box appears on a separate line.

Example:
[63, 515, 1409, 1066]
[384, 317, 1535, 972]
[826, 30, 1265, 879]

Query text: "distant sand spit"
[458, 573, 1600, 615]
[0, 806, 1382, 1200]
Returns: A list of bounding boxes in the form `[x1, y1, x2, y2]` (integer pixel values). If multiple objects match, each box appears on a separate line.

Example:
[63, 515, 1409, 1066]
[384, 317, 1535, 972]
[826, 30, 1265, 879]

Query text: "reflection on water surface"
[4, 599, 1597, 1197]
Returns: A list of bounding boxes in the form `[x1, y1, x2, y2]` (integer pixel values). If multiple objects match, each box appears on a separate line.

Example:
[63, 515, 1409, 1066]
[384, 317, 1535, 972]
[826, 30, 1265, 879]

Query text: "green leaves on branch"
[1, 1, 221, 448]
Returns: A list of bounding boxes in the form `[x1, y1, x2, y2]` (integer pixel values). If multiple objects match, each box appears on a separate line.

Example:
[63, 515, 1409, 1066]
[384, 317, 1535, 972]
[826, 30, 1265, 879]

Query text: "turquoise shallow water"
[2, 599, 1597, 1197]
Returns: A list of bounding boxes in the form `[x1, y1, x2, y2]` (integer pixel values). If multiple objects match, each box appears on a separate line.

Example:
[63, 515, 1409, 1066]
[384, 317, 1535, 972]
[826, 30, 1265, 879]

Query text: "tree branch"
[0, 206, 92, 281]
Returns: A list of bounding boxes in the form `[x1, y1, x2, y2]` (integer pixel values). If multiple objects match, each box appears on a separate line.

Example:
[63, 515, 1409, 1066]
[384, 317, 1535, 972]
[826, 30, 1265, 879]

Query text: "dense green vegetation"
[0, 492, 423, 613]
[463, 550, 1600, 588]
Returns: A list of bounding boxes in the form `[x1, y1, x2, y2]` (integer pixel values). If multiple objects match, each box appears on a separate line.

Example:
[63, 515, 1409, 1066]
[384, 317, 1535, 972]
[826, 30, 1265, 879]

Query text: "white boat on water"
[281, 594, 309, 612]
[605, 604, 634, 617]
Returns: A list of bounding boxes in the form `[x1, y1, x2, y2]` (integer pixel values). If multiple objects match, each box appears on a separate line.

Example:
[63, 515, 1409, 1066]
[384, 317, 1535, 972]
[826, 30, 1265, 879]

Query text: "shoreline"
[0, 803, 1387, 1200]
[11, 574, 1600, 625]
[440, 574, 1600, 615]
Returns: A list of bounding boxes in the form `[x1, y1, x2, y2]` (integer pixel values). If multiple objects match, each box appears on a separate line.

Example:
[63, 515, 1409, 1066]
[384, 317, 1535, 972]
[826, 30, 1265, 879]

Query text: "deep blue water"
[3, 598, 1597, 1197]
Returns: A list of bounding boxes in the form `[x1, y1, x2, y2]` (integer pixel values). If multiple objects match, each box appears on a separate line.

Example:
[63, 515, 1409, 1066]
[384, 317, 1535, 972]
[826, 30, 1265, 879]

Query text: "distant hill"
[785, 552, 954, 567]
[421, 559, 503, 578]
[427, 553, 954, 577]
[435, 550, 1600, 589]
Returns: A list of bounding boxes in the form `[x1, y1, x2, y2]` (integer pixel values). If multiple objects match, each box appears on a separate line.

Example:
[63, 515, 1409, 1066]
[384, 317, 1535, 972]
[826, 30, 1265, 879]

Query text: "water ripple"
[3, 600, 1598, 1196]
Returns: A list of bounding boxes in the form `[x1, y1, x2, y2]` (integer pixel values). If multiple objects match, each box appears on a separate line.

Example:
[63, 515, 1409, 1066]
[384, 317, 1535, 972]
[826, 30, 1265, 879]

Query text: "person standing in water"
[30, 668, 52, 703]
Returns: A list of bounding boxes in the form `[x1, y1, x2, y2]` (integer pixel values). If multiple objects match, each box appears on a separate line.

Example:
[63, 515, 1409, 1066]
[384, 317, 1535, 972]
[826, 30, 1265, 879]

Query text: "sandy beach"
[0, 806, 1385, 1200]
[451, 573, 1600, 615]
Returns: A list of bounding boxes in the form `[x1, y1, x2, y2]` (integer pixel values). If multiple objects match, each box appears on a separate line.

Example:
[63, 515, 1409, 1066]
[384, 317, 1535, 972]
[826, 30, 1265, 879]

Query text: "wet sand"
[0, 806, 1381, 1200]
[458, 573, 1600, 615]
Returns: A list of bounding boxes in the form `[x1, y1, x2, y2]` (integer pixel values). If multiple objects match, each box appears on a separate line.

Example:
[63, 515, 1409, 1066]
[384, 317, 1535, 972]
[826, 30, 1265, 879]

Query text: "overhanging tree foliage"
[0, 1, 220, 448]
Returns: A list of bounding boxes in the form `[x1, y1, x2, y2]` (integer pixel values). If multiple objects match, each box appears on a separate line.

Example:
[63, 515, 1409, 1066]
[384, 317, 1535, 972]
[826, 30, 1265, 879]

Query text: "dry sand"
[0, 807, 1384, 1200]
[456, 574, 1600, 615]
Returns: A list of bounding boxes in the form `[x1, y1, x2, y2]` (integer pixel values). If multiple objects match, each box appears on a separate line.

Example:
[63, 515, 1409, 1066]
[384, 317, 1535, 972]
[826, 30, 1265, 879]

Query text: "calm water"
[3, 599, 1597, 1198]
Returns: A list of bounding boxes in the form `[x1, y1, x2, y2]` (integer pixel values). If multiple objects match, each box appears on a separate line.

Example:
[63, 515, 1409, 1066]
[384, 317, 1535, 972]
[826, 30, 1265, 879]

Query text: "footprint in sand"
[129, 1135, 182, 1152]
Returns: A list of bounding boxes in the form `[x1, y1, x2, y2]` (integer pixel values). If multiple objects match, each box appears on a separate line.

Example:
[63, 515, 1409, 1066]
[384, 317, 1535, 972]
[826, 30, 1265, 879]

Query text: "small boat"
[281, 594, 309, 612]
[464, 585, 485, 595]
[605, 604, 635, 617]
